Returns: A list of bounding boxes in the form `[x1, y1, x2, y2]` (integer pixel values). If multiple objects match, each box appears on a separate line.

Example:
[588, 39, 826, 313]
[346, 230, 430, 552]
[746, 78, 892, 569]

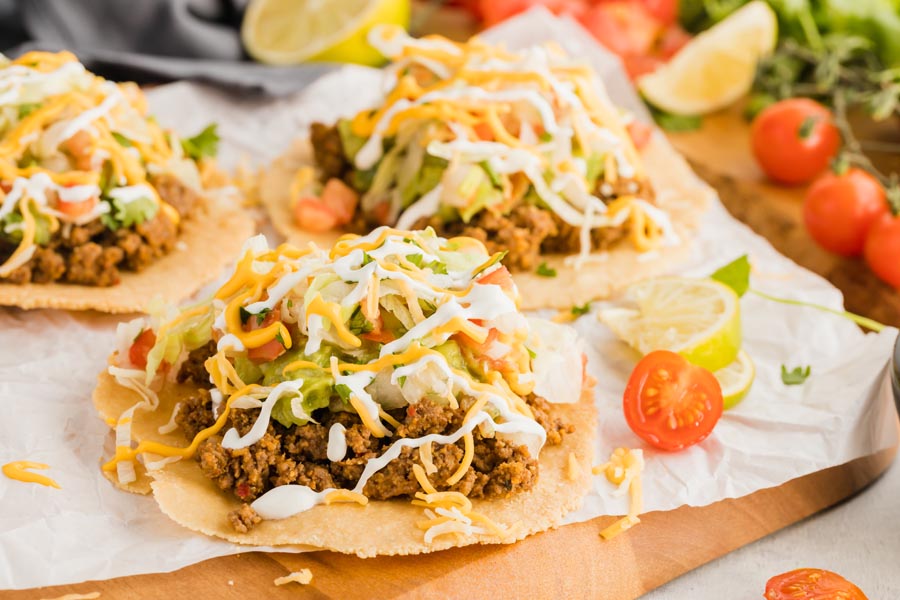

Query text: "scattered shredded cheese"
[273, 569, 313, 586]
[593, 447, 644, 540]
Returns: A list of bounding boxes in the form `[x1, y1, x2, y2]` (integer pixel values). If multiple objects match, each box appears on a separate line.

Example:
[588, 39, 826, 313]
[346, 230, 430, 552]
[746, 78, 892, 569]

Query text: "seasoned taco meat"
[0, 176, 201, 286]
[176, 386, 573, 532]
[310, 122, 350, 184]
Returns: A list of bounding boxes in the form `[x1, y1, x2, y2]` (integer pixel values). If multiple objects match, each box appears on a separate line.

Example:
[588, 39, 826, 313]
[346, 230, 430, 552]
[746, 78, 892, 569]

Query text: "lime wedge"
[242, 0, 411, 66]
[715, 350, 755, 409]
[637, 1, 777, 115]
[598, 277, 742, 372]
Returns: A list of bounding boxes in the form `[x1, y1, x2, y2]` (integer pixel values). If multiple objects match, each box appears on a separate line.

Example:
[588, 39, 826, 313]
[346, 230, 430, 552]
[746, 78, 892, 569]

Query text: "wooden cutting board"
[10, 107, 900, 598]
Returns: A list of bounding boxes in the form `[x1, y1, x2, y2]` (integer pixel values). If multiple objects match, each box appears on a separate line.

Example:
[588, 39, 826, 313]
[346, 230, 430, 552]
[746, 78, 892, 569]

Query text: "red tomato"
[803, 169, 888, 257]
[626, 120, 653, 150]
[320, 178, 359, 225]
[473, 122, 495, 141]
[623, 350, 723, 451]
[476, 265, 515, 293]
[639, 0, 678, 25]
[658, 24, 692, 59]
[579, 3, 661, 58]
[765, 568, 868, 600]
[128, 329, 156, 369]
[245, 309, 287, 362]
[751, 99, 841, 185]
[479, 0, 586, 27]
[864, 213, 900, 288]
[622, 54, 664, 79]
[361, 329, 397, 344]
[57, 195, 98, 218]
[293, 197, 339, 232]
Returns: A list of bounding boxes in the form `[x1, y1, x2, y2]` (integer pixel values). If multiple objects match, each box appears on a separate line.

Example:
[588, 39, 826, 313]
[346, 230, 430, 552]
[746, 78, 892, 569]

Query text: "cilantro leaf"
[255, 308, 271, 326]
[711, 255, 751, 298]
[180, 124, 220, 161]
[571, 302, 591, 316]
[526, 347, 537, 359]
[348, 307, 374, 335]
[239, 306, 252, 325]
[536, 262, 557, 277]
[275, 331, 286, 347]
[781, 365, 811, 385]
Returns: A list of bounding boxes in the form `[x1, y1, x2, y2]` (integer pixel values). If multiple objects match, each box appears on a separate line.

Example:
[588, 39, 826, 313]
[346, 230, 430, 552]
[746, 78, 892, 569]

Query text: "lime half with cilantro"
[598, 277, 742, 372]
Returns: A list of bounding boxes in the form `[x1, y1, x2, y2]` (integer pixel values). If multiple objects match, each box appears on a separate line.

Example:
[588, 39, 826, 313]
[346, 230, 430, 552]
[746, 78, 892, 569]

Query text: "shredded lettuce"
[269, 373, 334, 427]
[145, 307, 214, 382]
[337, 118, 367, 162]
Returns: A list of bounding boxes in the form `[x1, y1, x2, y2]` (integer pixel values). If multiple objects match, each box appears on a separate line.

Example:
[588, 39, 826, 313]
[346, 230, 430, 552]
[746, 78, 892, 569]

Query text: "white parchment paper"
[1, 10, 897, 590]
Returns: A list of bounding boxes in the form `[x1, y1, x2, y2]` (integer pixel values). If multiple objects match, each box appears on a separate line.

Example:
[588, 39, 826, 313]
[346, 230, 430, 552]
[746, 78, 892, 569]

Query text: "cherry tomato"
[864, 213, 900, 289]
[579, 3, 661, 58]
[320, 178, 359, 225]
[293, 197, 338, 232]
[626, 120, 653, 150]
[622, 54, 664, 80]
[57, 195, 98, 218]
[751, 99, 841, 185]
[658, 24, 692, 59]
[639, 0, 678, 25]
[479, 0, 586, 27]
[803, 168, 888, 257]
[765, 568, 868, 600]
[623, 350, 723, 451]
[128, 329, 156, 369]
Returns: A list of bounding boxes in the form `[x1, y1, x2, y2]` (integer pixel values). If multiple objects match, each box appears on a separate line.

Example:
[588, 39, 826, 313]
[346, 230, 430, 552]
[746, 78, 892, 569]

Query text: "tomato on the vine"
[623, 350, 723, 451]
[765, 568, 868, 600]
[803, 168, 888, 257]
[864, 212, 900, 289]
[751, 99, 841, 185]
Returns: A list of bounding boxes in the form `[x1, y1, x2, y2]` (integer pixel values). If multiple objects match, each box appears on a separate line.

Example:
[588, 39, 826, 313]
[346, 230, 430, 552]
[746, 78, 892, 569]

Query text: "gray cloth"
[0, 0, 337, 96]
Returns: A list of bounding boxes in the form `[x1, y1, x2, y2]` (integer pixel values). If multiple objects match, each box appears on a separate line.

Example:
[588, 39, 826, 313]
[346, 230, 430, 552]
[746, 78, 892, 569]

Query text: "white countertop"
[646, 457, 900, 598]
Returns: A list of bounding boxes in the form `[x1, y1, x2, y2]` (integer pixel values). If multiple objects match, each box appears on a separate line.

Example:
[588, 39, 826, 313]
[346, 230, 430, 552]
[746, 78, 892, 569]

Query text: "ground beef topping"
[175, 385, 573, 533]
[0, 174, 201, 286]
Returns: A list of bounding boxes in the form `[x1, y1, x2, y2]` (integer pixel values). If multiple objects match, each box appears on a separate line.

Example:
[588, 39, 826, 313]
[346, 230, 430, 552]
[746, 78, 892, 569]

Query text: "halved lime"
[598, 277, 742, 372]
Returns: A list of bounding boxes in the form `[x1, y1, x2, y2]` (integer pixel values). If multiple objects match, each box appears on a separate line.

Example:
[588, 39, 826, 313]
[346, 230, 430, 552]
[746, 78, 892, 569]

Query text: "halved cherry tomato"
[623, 350, 723, 451]
[864, 212, 900, 289]
[626, 120, 653, 150]
[803, 168, 888, 257]
[293, 197, 339, 232]
[476, 265, 515, 293]
[128, 329, 156, 369]
[57, 195, 98, 219]
[765, 568, 868, 600]
[321, 178, 359, 225]
[579, 3, 661, 58]
[751, 99, 841, 185]
[640, 0, 678, 26]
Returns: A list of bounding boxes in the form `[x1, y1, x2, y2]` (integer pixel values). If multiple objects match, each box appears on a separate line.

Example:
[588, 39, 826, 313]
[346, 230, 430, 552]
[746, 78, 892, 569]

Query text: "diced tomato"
[243, 307, 280, 331]
[57, 195, 98, 218]
[626, 120, 653, 150]
[61, 130, 95, 171]
[235, 483, 251, 500]
[622, 54, 664, 80]
[479, 0, 587, 27]
[579, 3, 661, 58]
[473, 122, 495, 141]
[293, 197, 339, 232]
[128, 329, 156, 369]
[658, 24, 692, 59]
[321, 178, 359, 225]
[247, 339, 286, 362]
[361, 329, 397, 344]
[476, 265, 515, 293]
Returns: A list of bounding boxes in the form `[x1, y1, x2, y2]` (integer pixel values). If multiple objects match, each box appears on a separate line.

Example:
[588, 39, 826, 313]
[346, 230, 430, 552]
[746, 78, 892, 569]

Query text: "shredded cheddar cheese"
[594, 448, 644, 540]
[273, 569, 313, 586]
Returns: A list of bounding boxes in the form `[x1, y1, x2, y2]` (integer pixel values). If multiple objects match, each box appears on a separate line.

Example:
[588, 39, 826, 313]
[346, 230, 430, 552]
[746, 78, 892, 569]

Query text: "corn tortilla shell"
[260, 133, 713, 310]
[94, 366, 597, 556]
[0, 198, 255, 313]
